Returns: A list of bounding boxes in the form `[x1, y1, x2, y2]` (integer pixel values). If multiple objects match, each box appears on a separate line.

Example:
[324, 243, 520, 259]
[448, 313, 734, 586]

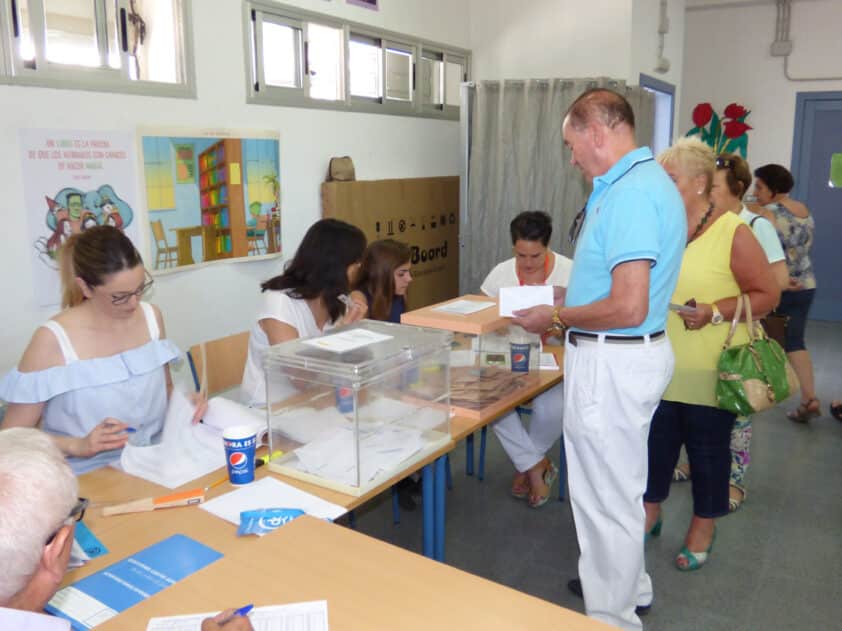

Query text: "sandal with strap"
[511, 473, 531, 499]
[787, 397, 820, 423]
[728, 483, 746, 513]
[675, 528, 716, 572]
[528, 460, 559, 509]
[672, 464, 691, 483]
[830, 401, 842, 423]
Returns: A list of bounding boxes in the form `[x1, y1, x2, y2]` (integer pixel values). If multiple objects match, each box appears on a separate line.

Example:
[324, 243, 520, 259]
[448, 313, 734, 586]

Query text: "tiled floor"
[353, 320, 842, 630]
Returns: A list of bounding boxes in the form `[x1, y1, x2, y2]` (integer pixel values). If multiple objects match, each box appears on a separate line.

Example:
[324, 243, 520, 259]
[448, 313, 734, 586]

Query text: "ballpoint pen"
[219, 604, 253, 624]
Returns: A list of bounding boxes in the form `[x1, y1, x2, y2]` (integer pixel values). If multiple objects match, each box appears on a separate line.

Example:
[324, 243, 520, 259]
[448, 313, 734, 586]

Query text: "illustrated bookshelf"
[199, 139, 247, 260]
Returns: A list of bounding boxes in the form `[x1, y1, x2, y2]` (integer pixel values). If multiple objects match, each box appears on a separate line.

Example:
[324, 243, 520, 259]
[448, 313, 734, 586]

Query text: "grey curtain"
[460, 78, 655, 294]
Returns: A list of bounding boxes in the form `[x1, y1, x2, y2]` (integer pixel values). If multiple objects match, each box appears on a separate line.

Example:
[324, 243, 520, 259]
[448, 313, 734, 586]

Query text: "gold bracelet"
[545, 306, 567, 338]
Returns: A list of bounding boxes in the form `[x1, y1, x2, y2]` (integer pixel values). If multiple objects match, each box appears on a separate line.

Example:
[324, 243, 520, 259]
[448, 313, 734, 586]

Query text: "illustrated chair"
[247, 215, 269, 255]
[150, 219, 178, 269]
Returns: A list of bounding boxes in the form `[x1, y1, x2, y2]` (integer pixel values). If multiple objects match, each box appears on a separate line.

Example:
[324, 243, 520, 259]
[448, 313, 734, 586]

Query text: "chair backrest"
[256, 214, 269, 231]
[150, 219, 167, 245]
[187, 331, 250, 397]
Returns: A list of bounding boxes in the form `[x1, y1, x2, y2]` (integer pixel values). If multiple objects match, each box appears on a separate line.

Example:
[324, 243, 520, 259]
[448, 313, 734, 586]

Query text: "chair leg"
[478, 426, 487, 481]
[391, 485, 400, 525]
[558, 439, 567, 502]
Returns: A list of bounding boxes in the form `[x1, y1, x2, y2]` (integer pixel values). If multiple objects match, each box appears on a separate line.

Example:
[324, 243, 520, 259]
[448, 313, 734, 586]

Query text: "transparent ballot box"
[401, 295, 541, 421]
[264, 320, 453, 496]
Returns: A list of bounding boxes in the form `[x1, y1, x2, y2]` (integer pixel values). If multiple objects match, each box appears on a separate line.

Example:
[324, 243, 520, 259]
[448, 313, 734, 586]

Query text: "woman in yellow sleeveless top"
[643, 138, 780, 571]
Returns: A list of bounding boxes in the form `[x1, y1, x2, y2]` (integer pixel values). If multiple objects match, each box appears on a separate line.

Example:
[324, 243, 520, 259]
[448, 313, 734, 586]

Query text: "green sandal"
[675, 529, 716, 571]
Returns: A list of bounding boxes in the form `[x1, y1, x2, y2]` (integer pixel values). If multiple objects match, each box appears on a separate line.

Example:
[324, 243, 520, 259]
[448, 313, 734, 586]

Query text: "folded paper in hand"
[498, 285, 554, 317]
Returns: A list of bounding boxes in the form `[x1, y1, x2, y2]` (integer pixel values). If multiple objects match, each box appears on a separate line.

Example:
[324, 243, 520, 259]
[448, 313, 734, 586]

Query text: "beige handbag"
[326, 156, 356, 182]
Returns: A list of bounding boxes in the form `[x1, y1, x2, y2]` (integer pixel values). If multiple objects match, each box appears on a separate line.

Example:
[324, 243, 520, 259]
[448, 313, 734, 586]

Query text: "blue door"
[791, 92, 842, 322]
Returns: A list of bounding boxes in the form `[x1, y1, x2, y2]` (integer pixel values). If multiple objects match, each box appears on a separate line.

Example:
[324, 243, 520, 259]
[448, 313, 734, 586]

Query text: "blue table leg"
[434, 455, 446, 562]
[478, 426, 487, 481]
[422, 462, 434, 558]
[391, 485, 400, 524]
[445, 454, 453, 490]
[466, 433, 475, 476]
[558, 439, 567, 502]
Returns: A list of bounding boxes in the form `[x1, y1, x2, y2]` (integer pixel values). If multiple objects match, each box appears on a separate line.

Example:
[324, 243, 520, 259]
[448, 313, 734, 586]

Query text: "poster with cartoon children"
[20, 129, 140, 307]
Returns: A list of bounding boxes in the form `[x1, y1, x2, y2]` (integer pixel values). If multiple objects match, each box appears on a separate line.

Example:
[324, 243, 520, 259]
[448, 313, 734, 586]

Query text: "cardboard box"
[322, 177, 459, 310]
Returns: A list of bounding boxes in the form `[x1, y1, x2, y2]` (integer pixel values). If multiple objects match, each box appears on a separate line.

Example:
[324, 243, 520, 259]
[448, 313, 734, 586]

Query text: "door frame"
[790, 90, 842, 199]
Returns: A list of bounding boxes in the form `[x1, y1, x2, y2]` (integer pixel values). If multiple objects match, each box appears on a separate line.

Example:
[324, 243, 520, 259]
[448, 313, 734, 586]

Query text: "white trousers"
[491, 382, 564, 472]
[563, 334, 674, 631]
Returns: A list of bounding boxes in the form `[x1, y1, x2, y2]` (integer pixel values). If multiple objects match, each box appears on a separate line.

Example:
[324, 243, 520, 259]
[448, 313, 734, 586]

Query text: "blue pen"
[231, 604, 254, 618]
[124, 427, 137, 434]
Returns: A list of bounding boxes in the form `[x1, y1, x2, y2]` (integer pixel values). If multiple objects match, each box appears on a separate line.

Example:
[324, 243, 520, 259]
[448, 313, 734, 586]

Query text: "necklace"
[516, 253, 551, 286]
[689, 203, 715, 242]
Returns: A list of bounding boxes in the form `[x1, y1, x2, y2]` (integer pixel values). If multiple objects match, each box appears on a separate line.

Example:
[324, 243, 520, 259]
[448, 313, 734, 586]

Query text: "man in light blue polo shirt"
[514, 89, 685, 631]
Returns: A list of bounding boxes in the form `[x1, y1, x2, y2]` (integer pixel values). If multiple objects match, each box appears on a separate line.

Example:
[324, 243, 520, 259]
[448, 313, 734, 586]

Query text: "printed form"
[146, 600, 329, 630]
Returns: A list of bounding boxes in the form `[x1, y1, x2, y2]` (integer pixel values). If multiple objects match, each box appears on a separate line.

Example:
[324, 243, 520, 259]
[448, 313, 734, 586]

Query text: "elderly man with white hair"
[0, 428, 253, 631]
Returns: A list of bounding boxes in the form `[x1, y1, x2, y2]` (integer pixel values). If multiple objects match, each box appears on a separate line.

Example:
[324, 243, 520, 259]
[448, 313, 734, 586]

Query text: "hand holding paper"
[499, 285, 554, 318]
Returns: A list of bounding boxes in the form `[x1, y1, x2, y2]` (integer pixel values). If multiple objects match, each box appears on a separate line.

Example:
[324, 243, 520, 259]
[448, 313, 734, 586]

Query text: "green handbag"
[716, 295, 799, 416]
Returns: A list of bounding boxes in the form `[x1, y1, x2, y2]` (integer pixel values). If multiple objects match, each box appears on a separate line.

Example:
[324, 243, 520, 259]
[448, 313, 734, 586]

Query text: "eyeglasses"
[716, 157, 735, 170]
[111, 273, 153, 305]
[45, 497, 89, 545]
[568, 205, 587, 247]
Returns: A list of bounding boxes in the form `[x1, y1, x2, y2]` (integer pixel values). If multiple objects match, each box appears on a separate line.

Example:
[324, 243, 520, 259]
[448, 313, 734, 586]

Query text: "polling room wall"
[0, 0, 470, 371]
[681, 0, 842, 169]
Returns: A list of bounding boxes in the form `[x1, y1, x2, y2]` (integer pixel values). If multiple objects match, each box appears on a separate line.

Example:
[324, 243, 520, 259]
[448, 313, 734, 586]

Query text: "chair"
[186, 331, 250, 398]
[150, 220, 178, 269]
[247, 215, 269, 255]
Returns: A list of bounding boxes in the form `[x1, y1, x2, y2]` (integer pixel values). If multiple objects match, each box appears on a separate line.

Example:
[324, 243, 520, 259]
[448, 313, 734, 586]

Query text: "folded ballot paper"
[120, 391, 268, 489]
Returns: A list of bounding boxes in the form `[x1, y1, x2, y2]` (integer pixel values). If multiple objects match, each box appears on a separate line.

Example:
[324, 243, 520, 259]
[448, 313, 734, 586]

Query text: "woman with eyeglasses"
[241, 218, 368, 407]
[643, 138, 779, 570]
[670, 153, 789, 512]
[0, 226, 196, 474]
[480, 211, 572, 508]
[751, 163, 820, 423]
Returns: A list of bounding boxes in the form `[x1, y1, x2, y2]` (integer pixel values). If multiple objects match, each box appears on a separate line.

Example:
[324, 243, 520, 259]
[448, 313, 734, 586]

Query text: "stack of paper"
[146, 600, 329, 631]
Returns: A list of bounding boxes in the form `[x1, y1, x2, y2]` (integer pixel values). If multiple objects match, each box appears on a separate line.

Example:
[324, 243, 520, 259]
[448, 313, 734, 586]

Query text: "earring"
[697, 189, 704, 195]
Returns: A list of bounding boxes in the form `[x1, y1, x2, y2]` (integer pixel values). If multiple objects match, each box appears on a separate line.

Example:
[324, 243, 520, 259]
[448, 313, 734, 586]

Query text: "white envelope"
[498, 285, 554, 317]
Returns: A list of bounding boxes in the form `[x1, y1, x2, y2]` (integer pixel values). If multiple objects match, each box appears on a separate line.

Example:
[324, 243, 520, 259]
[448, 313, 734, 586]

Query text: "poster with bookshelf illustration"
[140, 128, 281, 271]
[19, 129, 140, 307]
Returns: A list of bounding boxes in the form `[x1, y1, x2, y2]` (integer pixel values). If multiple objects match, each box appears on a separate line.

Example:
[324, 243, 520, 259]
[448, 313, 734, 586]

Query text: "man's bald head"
[565, 88, 636, 132]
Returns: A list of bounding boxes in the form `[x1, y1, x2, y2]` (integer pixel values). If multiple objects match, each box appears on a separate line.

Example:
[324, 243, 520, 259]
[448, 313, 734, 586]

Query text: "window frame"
[0, 0, 196, 98]
[243, 0, 470, 120]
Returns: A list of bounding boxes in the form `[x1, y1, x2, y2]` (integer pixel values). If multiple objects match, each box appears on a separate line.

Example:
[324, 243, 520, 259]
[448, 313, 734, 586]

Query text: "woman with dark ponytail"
[0, 226, 198, 473]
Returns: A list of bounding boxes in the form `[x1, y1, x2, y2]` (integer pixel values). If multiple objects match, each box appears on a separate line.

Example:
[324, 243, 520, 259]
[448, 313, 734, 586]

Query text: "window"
[0, 0, 195, 97]
[245, 1, 470, 120]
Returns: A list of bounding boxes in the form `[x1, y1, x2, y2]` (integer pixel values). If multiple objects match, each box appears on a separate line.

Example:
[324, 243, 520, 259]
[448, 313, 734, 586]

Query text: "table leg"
[422, 462, 434, 558]
[478, 426, 487, 481]
[466, 433, 474, 476]
[434, 456, 446, 562]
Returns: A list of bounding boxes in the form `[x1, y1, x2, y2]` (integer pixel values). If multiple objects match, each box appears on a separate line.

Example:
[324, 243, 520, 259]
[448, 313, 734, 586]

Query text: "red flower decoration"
[723, 120, 753, 139]
[692, 103, 713, 127]
[724, 103, 748, 119]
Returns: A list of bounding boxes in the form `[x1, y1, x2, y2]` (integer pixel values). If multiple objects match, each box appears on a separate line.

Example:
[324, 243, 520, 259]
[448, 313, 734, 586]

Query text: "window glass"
[445, 60, 463, 107]
[420, 53, 443, 107]
[263, 21, 300, 88]
[307, 22, 342, 101]
[830, 152, 842, 189]
[44, 0, 99, 67]
[15, 0, 36, 64]
[385, 47, 411, 101]
[349, 36, 381, 99]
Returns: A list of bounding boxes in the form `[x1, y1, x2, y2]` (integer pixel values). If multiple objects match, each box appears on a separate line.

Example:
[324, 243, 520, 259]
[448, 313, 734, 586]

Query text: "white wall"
[682, 0, 842, 168]
[0, 0, 469, 370]
[468, 0, 632, 81]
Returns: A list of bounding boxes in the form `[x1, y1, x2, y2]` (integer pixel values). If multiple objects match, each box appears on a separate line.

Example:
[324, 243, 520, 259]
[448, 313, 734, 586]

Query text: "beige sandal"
[728, 483, 746, 513]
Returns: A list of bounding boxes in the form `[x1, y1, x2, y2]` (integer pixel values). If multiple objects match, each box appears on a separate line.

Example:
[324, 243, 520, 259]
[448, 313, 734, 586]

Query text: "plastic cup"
[335, 385, 355, 414]
[510, 342, 531, 373]
[223, 425, 257, 485]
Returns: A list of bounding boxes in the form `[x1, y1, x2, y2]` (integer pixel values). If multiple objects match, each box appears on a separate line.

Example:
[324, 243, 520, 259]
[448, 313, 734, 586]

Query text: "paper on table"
[539, 352, 559, 371]
[120, 392, 267, 489]
[301, 328, 392, 353]
[146, 600, 329, 631]
[498, 285, 554, 317]
[432, 299, 496, 315]
[200, 477, 346, 525]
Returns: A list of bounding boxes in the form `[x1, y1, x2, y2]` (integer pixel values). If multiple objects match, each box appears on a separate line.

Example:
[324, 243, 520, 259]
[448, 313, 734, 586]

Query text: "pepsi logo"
[338, 387, 352, 397]
[228, 452, 248, 470]
[513, 353, 526, 363]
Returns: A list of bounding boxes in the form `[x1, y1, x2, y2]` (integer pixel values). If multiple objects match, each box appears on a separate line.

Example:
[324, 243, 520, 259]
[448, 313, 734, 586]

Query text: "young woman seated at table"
[481, 211, 572, 507]
[355, 239, 412, 324]
[0, 226, 201, 474]
[241, 218, 368, 407]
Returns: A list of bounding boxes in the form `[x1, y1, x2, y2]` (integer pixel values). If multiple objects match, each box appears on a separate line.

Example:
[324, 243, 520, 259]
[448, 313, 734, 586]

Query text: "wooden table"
[169, 226, 204, 266]
[89, 515, 610, 630]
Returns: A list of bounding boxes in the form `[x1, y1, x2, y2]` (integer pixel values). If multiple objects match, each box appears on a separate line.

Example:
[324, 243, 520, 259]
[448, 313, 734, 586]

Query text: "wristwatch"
[545, 306, 567, 338]
[710, 302, 724, 325]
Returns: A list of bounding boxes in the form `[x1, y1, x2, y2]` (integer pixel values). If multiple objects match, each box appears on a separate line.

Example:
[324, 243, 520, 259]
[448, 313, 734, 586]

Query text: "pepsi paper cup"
[510, 342, 531, 373]
[335, 385, 354, 413]
[223, 425, 257, 485]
